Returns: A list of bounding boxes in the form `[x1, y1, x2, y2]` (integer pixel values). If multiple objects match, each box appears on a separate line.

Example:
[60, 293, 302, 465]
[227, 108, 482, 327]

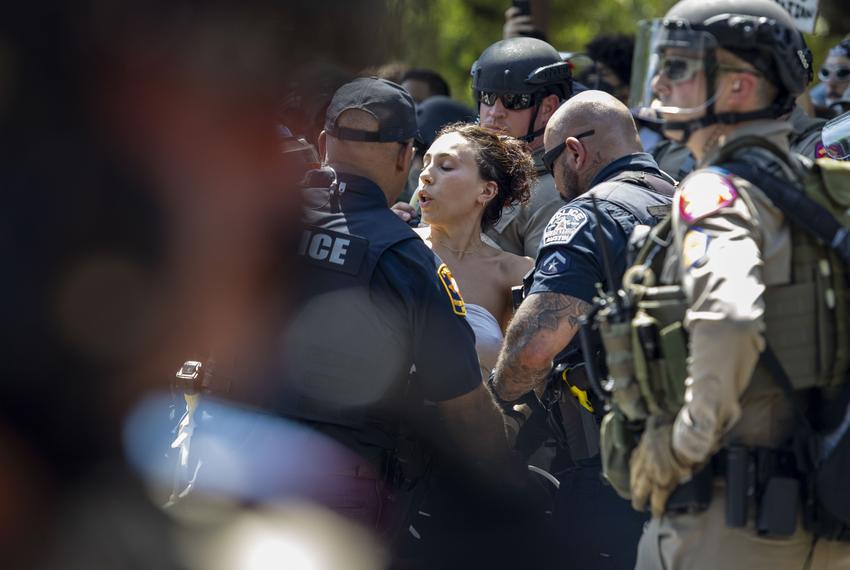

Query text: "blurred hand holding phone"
[503, 0, 547, 41]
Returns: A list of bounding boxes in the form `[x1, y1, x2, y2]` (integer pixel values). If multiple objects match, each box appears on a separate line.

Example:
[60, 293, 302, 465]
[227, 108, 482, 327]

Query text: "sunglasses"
[656, 55, 706, 84]
[819, 66, 850, 81]
[542, 129, 596, 174]
[477, 91, 537, 111]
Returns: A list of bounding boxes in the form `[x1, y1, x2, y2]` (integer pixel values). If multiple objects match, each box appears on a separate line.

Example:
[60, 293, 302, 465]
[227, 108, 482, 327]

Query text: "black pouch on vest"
[757, 477, 799, 537]
[725, 445, 752, 528]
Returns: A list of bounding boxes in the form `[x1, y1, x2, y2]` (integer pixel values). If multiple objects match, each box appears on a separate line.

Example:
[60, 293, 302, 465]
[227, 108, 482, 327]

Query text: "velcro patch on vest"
[678, 170, 738, 225]
[542, 207, 588, 246]
[682, 228, 710, 269]
[298, 226, 368, 275]
[437, 263, 467, 316]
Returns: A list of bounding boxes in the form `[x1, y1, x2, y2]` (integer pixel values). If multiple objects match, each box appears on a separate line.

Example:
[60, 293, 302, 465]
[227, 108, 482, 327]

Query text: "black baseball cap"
[324, 77, 421, 143]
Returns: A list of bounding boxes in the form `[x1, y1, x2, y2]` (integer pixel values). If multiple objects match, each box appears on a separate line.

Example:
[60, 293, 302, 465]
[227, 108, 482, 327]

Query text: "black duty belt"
[665, 445, 800, 516]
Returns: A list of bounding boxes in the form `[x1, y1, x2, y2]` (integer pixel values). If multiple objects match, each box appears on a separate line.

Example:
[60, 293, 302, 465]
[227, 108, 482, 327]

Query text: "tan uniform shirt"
[661, 120, 797, 465]
[484, 146, 563, 258]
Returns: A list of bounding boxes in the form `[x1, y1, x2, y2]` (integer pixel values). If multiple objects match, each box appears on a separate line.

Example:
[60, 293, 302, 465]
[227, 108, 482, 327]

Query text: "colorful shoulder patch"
[437, 263, 467, 316]
[682, 229, 710, 269]
[678, 169, 739, 224]
[815, 142, 828, 159]
[542, 207, 588, 247]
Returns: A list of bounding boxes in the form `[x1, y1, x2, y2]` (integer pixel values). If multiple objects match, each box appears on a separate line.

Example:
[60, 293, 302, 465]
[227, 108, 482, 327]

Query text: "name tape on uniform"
[298, 226, 368, 275]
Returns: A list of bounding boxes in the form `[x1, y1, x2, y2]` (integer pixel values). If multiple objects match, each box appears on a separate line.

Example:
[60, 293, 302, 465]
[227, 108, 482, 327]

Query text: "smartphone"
[512, 0, 531, 16]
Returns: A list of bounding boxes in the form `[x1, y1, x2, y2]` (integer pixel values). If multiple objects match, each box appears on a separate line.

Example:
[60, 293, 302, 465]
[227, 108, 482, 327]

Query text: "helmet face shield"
[821, 110, 850, 160]
[630, 19, 720, 118]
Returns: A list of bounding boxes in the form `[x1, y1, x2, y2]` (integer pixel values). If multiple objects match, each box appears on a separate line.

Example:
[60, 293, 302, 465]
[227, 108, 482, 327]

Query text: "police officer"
[623, 0, 850, 567]
[471, 37, 574, 258]
[490, 90, 675, 570]
[284, 77, 510, 553]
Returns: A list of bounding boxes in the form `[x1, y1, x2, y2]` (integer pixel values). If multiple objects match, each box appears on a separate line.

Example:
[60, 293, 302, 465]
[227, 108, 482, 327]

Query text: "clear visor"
[629, 20, 720, 117]
[821, 110, 850, 160]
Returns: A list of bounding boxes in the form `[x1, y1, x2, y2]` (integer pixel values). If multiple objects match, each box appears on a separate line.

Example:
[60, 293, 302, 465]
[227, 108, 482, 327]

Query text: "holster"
[666, 446, 802, 538]
[665, 462, 713, 514]
[541, 363, 602, 463]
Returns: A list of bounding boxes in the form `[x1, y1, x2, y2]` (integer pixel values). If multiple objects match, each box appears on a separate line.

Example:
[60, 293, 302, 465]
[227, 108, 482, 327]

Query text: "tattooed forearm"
[493, 292, 591, 401]
[535, 294, 590, 331]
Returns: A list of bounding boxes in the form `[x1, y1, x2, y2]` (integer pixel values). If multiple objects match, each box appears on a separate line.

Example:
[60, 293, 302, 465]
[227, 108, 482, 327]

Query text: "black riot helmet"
[471, 37, 573, 142]
[632, 0, 813, 141]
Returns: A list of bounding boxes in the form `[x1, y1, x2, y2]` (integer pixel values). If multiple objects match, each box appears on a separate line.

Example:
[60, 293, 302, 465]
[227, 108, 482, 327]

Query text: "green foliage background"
[382, 0, 850, 108]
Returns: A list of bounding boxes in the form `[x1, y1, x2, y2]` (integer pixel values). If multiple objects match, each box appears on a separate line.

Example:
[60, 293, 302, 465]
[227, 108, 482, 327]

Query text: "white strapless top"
[465, 303, 504, 378]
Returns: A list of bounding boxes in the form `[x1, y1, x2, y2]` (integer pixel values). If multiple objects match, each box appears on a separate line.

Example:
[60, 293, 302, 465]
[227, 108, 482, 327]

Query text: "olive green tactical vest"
[599, 145, 850, 500]
[624, 155, 850, 417]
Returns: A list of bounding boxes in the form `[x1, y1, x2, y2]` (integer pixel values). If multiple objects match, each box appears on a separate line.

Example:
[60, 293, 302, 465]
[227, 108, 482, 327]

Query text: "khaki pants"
[635, 482, 850, 570]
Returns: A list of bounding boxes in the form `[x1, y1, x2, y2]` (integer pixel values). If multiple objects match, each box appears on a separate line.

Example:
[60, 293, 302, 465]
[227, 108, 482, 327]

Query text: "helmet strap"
[519, 98, 545, 143]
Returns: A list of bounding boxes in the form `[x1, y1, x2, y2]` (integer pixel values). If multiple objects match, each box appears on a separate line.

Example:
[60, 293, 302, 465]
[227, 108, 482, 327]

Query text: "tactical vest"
[599, 140, 850, 501]
[623, 143, 849, 417]
[584, 169, 677, 225]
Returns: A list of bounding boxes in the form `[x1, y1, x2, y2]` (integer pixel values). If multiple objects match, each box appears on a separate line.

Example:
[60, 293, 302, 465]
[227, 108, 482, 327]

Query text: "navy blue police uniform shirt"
[371, 229, 483, 402]
[530, 153, 673, 306]
[296, 170, 481, 404]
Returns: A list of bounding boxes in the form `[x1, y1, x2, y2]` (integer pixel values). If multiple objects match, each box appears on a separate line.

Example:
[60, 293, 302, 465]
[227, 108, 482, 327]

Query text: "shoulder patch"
[539, 251, 571, 276]
[437, 263, 467, 317]
[542, 207, 588, 247]
[678, 170, 738, 225]
[682, 229, 710, 269]
[815, 142, 829, 160]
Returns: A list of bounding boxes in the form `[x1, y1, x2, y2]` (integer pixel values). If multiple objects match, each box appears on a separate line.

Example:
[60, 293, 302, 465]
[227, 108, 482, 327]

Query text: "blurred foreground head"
[0, 1, 399, 567]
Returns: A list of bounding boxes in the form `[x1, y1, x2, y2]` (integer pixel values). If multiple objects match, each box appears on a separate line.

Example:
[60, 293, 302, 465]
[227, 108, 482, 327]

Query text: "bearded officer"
[625, 0, 850, 567]
[490, 90, 675, 570]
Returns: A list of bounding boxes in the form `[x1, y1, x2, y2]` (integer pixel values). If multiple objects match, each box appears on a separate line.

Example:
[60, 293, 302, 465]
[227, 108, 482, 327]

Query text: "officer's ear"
[317, 130, 328, 163]
[537, 94, 561, 124]
[396, 140, 415, 173]
[724, 71, 759, 108]
[565, 137, 587, 169]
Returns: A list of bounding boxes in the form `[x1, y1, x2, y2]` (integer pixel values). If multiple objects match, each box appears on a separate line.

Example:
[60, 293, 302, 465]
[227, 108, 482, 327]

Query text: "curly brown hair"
[434, 123, 536, 231]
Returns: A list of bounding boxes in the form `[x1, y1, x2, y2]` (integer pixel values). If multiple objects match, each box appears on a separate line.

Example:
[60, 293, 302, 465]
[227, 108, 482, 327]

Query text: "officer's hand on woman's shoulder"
[391, 202, 418, 224]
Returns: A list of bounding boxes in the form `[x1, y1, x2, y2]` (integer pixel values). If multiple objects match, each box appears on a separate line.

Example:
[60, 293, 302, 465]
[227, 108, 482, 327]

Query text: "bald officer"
[490, 90, 675, 570]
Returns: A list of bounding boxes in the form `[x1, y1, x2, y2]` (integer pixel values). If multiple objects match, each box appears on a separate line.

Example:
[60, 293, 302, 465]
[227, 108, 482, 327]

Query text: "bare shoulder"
[487, 246, 533, 286]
